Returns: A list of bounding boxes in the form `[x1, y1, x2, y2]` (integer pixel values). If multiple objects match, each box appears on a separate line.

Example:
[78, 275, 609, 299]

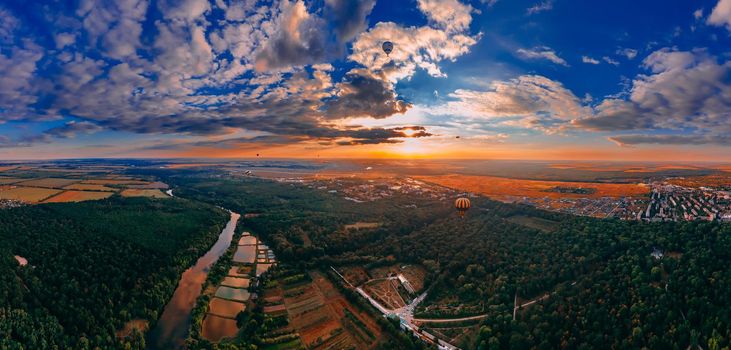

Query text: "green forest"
[0, 197, 228, 349]
[156, 172, 731, 350]
[3, 167, 730, 350]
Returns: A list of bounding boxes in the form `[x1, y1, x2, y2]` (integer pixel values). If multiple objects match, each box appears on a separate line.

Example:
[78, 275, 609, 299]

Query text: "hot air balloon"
[455, 197, 471, 217]
[382, 41, 393, 56]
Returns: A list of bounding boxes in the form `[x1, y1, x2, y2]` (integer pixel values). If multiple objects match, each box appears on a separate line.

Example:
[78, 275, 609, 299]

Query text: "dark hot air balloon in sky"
[382, 41, 393, 56]
[455, 197, 471, 217]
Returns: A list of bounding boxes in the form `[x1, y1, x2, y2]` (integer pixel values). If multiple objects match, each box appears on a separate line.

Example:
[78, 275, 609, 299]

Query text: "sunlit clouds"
[1, 0, 731, 160]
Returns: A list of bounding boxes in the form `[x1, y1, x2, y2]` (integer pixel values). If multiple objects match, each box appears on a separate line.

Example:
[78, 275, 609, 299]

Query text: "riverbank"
[147, 211, 240, 349]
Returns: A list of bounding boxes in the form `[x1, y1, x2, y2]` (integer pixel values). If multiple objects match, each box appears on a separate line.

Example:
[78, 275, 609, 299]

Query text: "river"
[147, 210, 240, 349]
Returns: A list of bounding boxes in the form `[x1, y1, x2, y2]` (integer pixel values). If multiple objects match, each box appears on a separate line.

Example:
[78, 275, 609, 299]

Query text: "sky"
[1, 0, 731, 160]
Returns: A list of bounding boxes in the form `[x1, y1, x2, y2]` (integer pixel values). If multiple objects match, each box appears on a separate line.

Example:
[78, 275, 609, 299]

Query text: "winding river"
[147, 210, 240, 349]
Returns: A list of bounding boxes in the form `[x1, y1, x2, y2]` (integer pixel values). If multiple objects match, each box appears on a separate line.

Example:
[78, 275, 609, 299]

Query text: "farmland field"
[238, 236, 257, 245]
[208, 297, 246, 319]
[233, 245, 256, 263]
[120, 189, 168, 198]
[0, 177, 23, 184]
[215, 286, 250, 302]
[221, 276, 250, 288]
[256, 263, 273, 276]
[201, 314, 239, 341]
[0, 186, 61, 203]
[43, 190, 113, 203]
[228, 266, 252, 278]
[63, 183, 117, 191]
[17, 177, 79, 188]
[417, 174, 649, 201]
[82, 179, 149, 185]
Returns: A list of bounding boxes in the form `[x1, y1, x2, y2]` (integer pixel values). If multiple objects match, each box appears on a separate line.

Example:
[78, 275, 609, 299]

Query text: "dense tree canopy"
[0, 197, 227, 349]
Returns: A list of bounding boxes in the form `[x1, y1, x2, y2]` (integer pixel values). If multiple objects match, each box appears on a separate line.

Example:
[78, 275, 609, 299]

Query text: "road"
[412, 314, 489, 323]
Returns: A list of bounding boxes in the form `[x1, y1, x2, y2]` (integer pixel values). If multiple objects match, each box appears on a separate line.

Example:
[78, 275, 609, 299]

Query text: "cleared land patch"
[0, 186, 61, 203]
[17, 178, 80, 188]
[417, 174, 649, 201]
[63, 183, 117, 192]
[215, 286, 250, 302]
[0, 178, 23, 185]
[208, 297, 246, 319]
[221, 276, 250, 288]
[201, 314, 239, 342]
[82, 179, 148, 185]
[233, 245, 257, 263]
[43, 191, 113, 203]
[120, 189, 168, 198]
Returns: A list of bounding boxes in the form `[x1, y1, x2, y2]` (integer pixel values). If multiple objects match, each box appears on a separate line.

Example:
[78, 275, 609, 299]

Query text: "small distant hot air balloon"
[382, 41, 393, 56]
[455, 197, 471, 217]
[256, 153, 260, 157]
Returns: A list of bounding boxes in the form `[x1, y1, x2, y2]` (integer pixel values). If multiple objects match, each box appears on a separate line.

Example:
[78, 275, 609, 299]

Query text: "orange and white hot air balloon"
[455, 197, 471, 217]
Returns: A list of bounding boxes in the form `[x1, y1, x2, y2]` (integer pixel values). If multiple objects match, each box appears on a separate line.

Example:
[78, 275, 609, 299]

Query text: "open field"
[120, 189, 168, 198]
[228, 266, 252, 278]
[233, 245, 256, 263]
[239, 236, 257, 245]
[82, 179, 149, 185]
[208, 297, 246, 319]
[256, 263, 273, 277]
[666, 174, 731, 189]
[278, 271, 381, 349]
[125, 181, 169, 189]
[201, 314, 239, 341]
[63, 183, 117, 191]
[221, 276, 250, 288]
[43, 190, 113, 203]
[0, 178, 23, 185]
[215, 286, 250, 302]
[344, 222, 381, 230]
[17, 178, 80, 188]
[417, 174, 649, 201]
[0, 186, 61, 203]
[506, 215, 560, 233]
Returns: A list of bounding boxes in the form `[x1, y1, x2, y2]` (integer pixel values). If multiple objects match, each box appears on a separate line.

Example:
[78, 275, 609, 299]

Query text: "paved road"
[412, 314, 489, 323]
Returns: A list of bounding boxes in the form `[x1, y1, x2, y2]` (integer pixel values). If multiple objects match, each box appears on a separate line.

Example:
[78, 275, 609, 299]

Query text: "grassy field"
[0, 186, 61, 203]
[201, 314, 239, 342]
[215, 286, 251, 302]
[208, 298, 246, 319]
[417, 174, 649, 201]
[221, 276, 251, 288]
[17, 178, 80, 188]
[0, 177, 23, 185]
[43, 191, 114, 203]
[63, 183, 117, 191]
[120, 189, 168, 198]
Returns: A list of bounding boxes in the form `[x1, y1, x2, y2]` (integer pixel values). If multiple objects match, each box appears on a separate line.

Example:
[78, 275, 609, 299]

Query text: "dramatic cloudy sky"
[2, 0, 731, 160]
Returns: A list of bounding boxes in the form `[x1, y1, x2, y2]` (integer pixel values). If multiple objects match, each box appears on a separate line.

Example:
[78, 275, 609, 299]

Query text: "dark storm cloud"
[325, 0, 376, 43]
[323, 70, 411, 119]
